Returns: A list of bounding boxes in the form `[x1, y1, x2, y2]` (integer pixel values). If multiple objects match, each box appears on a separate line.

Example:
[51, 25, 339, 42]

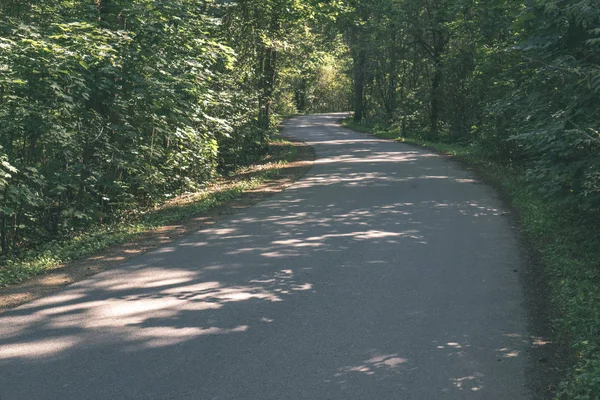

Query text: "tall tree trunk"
[258, 46, 277, 130]
[353, 49, 366, 122]
[430, 59, 442, 137]
[385, 29, 399, 124]
[257, 9, 280, 132]
[429, 32, 446, 137]
[0, 214, 7, 255]
[295, 79, 307, 113]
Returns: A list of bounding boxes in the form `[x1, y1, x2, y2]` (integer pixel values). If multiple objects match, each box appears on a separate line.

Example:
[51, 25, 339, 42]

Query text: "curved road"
[0, 114, 531, 399]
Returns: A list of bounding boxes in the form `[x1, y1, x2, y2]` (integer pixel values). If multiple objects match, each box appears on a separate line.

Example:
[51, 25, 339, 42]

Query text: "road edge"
[339, 120, 564, 400]
[0, 136, 316, 313]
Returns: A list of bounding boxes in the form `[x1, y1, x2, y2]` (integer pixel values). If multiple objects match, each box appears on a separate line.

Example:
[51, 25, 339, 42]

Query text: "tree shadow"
[0, 113, 539, 399]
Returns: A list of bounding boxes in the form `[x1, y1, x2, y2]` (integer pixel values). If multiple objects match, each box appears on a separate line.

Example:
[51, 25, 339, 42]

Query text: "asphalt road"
[0, 114, 531, 399]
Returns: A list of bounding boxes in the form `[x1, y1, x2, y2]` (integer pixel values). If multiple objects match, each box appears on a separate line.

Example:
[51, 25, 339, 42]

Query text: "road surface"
[0, 114, 531, 399]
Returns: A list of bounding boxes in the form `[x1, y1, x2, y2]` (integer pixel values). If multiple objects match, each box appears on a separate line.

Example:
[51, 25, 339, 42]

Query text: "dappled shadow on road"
[0, 114, 539, 399]
[0, 266, 312, 355]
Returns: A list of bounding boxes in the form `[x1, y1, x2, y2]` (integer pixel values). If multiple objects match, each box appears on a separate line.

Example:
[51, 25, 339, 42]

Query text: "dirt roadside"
[0, 137, 315, 313]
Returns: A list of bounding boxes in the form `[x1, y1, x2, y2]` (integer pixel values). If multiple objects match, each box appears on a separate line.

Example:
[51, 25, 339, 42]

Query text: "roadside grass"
[343, 119, 600, 399]
[0, 135, 299, 288]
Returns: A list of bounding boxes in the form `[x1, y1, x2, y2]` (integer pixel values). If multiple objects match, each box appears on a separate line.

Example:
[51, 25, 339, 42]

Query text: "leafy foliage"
[3, 0, 599, 396]
[336, 0, 600, 210]
[0, 0, 348, 258]
[336, 0, 600, 396]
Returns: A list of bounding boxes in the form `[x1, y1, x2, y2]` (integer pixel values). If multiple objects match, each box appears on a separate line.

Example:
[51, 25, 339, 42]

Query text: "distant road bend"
[0, 114, 530, 399]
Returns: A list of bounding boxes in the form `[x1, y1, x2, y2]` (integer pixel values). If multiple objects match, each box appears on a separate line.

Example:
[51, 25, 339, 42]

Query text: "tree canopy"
[0, 0, 350, 256]
[338, 0, 599, 213]
[1, 1, 599, 395]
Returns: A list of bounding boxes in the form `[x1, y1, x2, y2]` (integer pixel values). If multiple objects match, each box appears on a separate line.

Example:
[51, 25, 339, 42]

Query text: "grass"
[0, 135, 299, 288]
[343, 118, 600, 399]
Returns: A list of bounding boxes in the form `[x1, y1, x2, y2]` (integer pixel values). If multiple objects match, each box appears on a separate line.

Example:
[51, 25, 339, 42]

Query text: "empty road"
[0, 114, 531, 399]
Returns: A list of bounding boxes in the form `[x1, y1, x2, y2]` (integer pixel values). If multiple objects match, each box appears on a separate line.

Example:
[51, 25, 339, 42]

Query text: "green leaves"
[0, 0, 275, 257]
[0, 149, 17, 193]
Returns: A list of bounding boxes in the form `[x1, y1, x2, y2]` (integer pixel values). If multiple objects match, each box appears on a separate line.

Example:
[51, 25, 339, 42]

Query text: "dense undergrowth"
[0, 135, 298, 288]
[0, 0, 351, 261]
[344, 119, 600, 399]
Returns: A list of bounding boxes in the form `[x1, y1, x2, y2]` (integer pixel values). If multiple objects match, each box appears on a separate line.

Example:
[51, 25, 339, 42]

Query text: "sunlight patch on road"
[450, 373, 484, 392]
[334, 352, 409, 379]
[0, 268, 313, 361]
[0, 336, 80, 360]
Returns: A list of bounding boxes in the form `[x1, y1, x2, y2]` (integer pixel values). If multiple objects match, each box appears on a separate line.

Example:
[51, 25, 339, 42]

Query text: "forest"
[345, 0, 600, 211]
[1, 0, 599, 397]
[0, 0, 349, 257]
